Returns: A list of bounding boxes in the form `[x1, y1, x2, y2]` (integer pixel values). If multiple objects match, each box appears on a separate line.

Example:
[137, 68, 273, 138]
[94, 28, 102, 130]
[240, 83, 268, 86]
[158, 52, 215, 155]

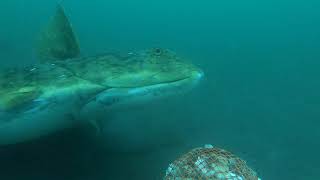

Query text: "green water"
[1, 0, 320, 179]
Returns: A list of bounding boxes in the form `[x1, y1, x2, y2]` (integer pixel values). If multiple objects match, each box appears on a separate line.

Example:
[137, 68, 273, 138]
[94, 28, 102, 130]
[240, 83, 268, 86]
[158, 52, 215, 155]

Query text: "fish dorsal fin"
[37, 4, 80, 62]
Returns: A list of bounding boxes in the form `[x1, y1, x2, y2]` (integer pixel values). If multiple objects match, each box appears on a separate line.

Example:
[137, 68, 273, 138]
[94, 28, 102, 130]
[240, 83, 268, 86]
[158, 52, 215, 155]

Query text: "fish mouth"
[122, 70, 204, 91]
[135, 69, 204, 89]
[93, 69, 204, 108]
[165, 69, 204, 85]
[167, 70, 203, 86]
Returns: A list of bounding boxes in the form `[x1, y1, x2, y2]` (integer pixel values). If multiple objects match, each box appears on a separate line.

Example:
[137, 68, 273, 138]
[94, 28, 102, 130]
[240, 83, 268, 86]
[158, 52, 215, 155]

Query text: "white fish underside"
[0, 75, 201, 145]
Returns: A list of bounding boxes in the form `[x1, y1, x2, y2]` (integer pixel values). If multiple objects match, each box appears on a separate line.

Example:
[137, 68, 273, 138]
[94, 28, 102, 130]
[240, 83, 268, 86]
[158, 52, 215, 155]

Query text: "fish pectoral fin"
[36, 4, 80, 62]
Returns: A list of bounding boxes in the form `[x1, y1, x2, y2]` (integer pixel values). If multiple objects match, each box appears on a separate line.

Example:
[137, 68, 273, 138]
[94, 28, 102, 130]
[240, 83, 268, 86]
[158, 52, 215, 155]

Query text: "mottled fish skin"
[0, 48, 203, 145]
[0, 48, 201, 111]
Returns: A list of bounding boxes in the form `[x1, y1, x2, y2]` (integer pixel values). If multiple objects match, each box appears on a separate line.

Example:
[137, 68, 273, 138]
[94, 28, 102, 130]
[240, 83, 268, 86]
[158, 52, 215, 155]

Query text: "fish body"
[0, 5, 203, 145]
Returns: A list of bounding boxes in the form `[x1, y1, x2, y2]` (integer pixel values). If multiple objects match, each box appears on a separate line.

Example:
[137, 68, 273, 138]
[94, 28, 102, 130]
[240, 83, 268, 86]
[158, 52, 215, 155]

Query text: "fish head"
[103, 48, 204, 88]
[83, 48, 204, 110]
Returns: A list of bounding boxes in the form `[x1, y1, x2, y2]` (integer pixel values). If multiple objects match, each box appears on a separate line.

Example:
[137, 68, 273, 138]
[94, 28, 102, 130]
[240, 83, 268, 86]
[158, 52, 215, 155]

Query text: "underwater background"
[1, 0, 320, 179]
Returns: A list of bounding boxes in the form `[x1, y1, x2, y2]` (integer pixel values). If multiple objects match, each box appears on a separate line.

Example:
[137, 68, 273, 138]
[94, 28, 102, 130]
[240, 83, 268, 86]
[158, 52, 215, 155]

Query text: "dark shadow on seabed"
[0, 99, 196, 180]
[0, 127, 168, 180]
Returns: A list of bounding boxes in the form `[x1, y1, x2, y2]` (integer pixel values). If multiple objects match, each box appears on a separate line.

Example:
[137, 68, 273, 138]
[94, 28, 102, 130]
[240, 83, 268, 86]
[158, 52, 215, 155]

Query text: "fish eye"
[154, 48, 162, 56]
